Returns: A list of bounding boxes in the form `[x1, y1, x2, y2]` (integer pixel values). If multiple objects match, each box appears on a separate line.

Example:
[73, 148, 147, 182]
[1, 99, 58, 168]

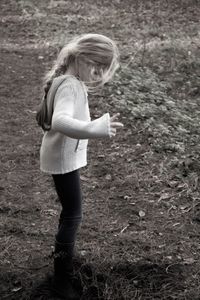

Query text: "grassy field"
[0, 0, 200, 299]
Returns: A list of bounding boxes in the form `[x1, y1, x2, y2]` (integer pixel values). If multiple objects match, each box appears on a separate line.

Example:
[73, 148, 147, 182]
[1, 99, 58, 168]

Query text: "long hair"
[36, 33, 119, 131]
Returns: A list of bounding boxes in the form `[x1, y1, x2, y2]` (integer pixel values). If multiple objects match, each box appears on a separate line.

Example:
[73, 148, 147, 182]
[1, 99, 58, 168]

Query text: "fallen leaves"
[183, 257, 196, 265]
[139, 210, 146, 218]
[11, 287, 22, 292]
[105, 174, 112, 180]
[158, 193, 171, 202]
[41, 209, 58, 216]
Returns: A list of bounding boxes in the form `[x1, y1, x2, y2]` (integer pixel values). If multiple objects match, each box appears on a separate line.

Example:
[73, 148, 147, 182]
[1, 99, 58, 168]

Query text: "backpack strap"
[46, 75, 70, 128]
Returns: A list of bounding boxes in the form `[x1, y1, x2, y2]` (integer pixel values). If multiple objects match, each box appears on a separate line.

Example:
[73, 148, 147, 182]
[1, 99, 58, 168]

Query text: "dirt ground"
[0, 0, 200, 299]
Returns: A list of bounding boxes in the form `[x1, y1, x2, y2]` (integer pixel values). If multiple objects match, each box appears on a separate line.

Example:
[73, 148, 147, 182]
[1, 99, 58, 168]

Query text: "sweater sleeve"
[51, 81, 111, 139]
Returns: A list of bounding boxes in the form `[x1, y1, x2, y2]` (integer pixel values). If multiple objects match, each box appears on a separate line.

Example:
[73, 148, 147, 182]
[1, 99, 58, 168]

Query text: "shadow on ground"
[1, 257, 187, 300]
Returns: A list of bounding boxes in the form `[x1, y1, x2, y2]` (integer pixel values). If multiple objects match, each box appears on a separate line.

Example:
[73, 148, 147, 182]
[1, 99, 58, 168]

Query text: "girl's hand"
[110, 113, 124, 137]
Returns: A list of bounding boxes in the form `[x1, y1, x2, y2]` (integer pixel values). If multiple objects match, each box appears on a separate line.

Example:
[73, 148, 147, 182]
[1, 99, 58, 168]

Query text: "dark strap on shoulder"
[47, 75, 70, 124]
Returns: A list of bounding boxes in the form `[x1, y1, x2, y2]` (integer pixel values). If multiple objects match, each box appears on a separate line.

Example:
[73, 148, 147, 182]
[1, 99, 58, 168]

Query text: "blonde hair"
[36, 33, 119, 131]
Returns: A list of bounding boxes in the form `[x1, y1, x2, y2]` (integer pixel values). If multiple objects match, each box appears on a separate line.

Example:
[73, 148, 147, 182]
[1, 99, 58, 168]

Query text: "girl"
[36, 33, 123, 300]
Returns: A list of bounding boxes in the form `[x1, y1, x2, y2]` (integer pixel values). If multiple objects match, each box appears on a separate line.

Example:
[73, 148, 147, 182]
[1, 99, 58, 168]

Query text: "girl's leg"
[51, 170, 82, 299]
[52, 169, 82, 248]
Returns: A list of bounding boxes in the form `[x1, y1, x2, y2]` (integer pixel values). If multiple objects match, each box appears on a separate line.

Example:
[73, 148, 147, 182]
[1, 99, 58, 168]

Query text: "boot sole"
[50, 279, 81, 300]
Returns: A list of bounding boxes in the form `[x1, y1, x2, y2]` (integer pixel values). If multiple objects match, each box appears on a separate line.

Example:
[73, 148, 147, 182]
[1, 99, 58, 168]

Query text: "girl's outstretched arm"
[51, 83, 123, 139]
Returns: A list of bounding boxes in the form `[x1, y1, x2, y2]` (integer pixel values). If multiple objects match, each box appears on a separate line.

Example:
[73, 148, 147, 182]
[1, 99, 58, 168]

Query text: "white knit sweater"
[40, 75, 111, 174]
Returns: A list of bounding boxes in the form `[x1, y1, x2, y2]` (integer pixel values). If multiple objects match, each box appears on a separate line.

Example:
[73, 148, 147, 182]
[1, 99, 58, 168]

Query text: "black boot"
[51, 241, 81, 300]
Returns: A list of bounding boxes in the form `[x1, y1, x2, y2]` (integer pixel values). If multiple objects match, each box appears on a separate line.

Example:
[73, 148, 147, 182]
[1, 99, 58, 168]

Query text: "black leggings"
[52, 170, 82, 245]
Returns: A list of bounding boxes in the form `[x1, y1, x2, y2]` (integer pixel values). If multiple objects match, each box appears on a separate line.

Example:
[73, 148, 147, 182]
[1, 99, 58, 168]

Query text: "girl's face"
[77, 59, 107, 85]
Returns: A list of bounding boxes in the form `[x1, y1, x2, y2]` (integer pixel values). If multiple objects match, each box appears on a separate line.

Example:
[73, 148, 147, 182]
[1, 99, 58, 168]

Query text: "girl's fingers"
[109, 114, 124, 137]
[110, 127, 116, 136]
[111, 122, 124, 128]
[110, 132, 116, 137]
[110, 128, 116, 133]
[110, 113, 120, 122]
